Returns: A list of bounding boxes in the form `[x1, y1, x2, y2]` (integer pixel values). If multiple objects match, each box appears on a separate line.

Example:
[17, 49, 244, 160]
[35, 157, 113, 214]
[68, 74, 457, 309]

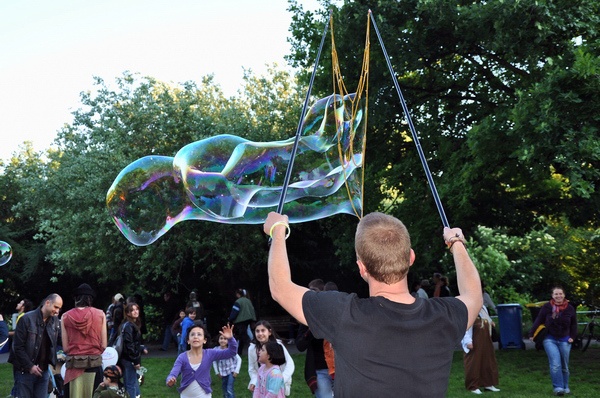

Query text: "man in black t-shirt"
[263, 212, 482, 397]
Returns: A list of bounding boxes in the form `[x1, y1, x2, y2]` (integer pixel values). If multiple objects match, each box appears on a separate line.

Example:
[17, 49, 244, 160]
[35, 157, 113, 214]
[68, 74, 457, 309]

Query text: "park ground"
[1, 340, 599, 397]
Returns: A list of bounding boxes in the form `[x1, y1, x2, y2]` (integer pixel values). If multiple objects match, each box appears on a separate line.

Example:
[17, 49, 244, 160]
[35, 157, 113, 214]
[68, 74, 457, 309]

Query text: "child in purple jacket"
[167, 322, 237, 397]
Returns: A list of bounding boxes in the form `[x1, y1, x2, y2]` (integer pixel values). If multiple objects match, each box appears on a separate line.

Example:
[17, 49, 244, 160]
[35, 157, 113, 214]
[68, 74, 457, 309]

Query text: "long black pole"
[275, 10, 332, 215]
[369, 10, 449, 227]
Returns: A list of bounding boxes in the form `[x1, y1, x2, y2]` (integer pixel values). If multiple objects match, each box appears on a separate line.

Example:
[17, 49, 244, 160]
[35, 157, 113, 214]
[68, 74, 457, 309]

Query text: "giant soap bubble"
[107, 93, 365, 246]
[0, 241, 12, 266]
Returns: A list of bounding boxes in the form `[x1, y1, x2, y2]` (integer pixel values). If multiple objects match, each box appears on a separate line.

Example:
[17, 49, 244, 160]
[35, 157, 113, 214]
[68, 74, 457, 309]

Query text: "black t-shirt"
[36, 322, 51, 371]
[303, 291, 468, 398]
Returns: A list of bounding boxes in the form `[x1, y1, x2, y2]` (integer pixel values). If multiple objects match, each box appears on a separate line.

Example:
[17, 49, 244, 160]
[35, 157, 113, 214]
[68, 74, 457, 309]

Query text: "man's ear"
[357, 259, 368, 280]
[409, 249, 416, 267]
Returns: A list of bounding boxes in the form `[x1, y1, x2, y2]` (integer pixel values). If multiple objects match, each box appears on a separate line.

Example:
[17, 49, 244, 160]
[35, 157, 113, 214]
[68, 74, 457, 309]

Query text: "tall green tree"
[0, 143, 55, 308]
[11, 69, 340, 319]
[287, 0, 600, 302]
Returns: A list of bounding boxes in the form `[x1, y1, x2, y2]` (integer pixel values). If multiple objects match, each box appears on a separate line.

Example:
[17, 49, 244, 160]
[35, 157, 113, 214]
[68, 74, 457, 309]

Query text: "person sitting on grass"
[93, 365, 129, 397]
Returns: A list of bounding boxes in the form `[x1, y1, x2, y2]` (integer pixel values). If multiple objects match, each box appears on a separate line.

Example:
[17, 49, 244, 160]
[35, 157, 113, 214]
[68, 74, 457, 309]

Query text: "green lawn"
[1, 347, 599, 397]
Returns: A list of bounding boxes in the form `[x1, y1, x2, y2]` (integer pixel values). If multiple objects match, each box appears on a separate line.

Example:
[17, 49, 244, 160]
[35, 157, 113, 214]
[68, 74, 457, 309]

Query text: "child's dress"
[253, 364, 285, 398]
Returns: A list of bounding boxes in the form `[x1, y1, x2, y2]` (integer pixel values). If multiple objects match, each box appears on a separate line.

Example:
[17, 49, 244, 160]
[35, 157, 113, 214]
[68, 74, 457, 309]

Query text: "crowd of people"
[410, 272, 455, 299]
[1, 284, 299, 398]
[0, 211, 584, 397]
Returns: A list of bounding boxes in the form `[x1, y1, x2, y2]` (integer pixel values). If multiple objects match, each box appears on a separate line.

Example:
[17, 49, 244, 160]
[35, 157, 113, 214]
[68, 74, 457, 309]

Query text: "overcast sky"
[0, 0, 324, 162]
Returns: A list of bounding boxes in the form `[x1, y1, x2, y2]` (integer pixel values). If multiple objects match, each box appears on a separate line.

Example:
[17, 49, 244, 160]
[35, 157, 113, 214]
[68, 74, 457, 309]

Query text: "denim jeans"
[121, 360, 141, 398]
[178, 342, 187, 355]
[17, 370, 50, 398]
[315, 368, 334, 398]
[221, 373, 236, 398]
[543, 337, 571, 391]
[11, 368, 21, 397]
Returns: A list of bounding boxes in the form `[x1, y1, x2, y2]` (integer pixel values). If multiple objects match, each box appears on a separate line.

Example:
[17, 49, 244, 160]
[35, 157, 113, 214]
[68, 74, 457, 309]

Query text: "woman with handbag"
[528, 286, 578, 396]
[461, 305, 500, 395]
[61, 283, 107, 397]
[119, 302, 148, 398]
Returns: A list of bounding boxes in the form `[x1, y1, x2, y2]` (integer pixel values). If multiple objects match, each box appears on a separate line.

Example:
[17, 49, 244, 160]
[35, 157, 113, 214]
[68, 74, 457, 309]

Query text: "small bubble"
[0, 241, 12, 266]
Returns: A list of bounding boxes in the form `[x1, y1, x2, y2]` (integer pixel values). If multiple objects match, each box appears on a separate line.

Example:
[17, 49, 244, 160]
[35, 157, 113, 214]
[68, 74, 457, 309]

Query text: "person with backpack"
[118, 302, 148, 398]
[61, 283, 107, 397]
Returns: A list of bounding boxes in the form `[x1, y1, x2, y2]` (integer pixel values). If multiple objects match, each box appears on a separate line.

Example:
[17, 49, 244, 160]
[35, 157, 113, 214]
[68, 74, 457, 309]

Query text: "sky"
[0, 0, 324, 163]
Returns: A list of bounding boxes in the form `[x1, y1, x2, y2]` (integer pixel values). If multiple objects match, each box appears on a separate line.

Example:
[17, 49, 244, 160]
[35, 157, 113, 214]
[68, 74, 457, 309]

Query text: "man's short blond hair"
[355, 212, 412, 284]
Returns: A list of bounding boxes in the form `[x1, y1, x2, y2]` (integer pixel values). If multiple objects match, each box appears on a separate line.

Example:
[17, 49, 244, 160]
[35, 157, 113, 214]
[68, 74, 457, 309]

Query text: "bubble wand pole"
[369, 10, 449, 228]
[275, 10, 332, 216]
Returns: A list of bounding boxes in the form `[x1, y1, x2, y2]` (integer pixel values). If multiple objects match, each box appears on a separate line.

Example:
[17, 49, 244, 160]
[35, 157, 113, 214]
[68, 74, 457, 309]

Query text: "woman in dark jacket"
[528, 286, 578, 396]
[119, 302, 147, 398]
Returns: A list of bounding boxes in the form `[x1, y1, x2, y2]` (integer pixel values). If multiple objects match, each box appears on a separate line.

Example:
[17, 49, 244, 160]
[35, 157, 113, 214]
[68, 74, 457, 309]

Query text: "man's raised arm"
[444, 227, 483, 329]
[264, 212, 309, 325]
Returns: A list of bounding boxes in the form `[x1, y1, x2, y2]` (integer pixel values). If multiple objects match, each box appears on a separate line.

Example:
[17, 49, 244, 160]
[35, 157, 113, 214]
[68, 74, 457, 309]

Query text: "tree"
[12, 69, 331, 321]
[0, 143, 57, 308]
[287, 0, 600, 301]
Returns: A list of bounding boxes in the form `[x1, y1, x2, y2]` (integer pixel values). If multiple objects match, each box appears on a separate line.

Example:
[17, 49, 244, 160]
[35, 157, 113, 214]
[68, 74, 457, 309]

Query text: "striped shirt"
[213, 350, 242, 376]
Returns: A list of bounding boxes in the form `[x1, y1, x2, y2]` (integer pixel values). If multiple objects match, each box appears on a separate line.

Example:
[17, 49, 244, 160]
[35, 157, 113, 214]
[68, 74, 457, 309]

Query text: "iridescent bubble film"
[107, 93, 365, 246]
[0, 241, 12, 266]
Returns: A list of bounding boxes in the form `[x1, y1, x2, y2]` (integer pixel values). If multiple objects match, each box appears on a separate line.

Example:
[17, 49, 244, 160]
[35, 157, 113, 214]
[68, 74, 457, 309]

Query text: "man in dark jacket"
[8, 293, 63, 398]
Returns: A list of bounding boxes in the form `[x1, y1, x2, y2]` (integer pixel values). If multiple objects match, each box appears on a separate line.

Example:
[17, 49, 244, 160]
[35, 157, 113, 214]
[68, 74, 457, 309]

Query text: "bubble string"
[369, 10, 449, 227]
[330, 12, 370, 220]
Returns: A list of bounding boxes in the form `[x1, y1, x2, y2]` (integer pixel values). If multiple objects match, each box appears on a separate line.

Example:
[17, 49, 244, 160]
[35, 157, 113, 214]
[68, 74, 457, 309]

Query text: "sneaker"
[471, 389, 483, 395]
[564, 388, 571, 395]
[554, 388, 565, 396]
[485, 386, 501, 392]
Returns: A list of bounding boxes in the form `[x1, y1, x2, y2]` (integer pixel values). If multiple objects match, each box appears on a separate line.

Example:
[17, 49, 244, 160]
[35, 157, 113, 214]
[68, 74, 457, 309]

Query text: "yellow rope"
[329, 12, 370, 219]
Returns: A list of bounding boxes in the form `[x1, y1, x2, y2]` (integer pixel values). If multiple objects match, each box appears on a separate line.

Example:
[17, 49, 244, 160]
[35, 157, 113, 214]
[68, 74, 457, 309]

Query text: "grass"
[446, 347, 600, 397]
[1, 347, 599, 397]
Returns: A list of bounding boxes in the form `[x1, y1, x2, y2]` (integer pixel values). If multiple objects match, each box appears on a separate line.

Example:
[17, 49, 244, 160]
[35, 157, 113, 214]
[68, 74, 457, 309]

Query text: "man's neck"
[369, 280, 415, 304]
[39, 308, 49, 323]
